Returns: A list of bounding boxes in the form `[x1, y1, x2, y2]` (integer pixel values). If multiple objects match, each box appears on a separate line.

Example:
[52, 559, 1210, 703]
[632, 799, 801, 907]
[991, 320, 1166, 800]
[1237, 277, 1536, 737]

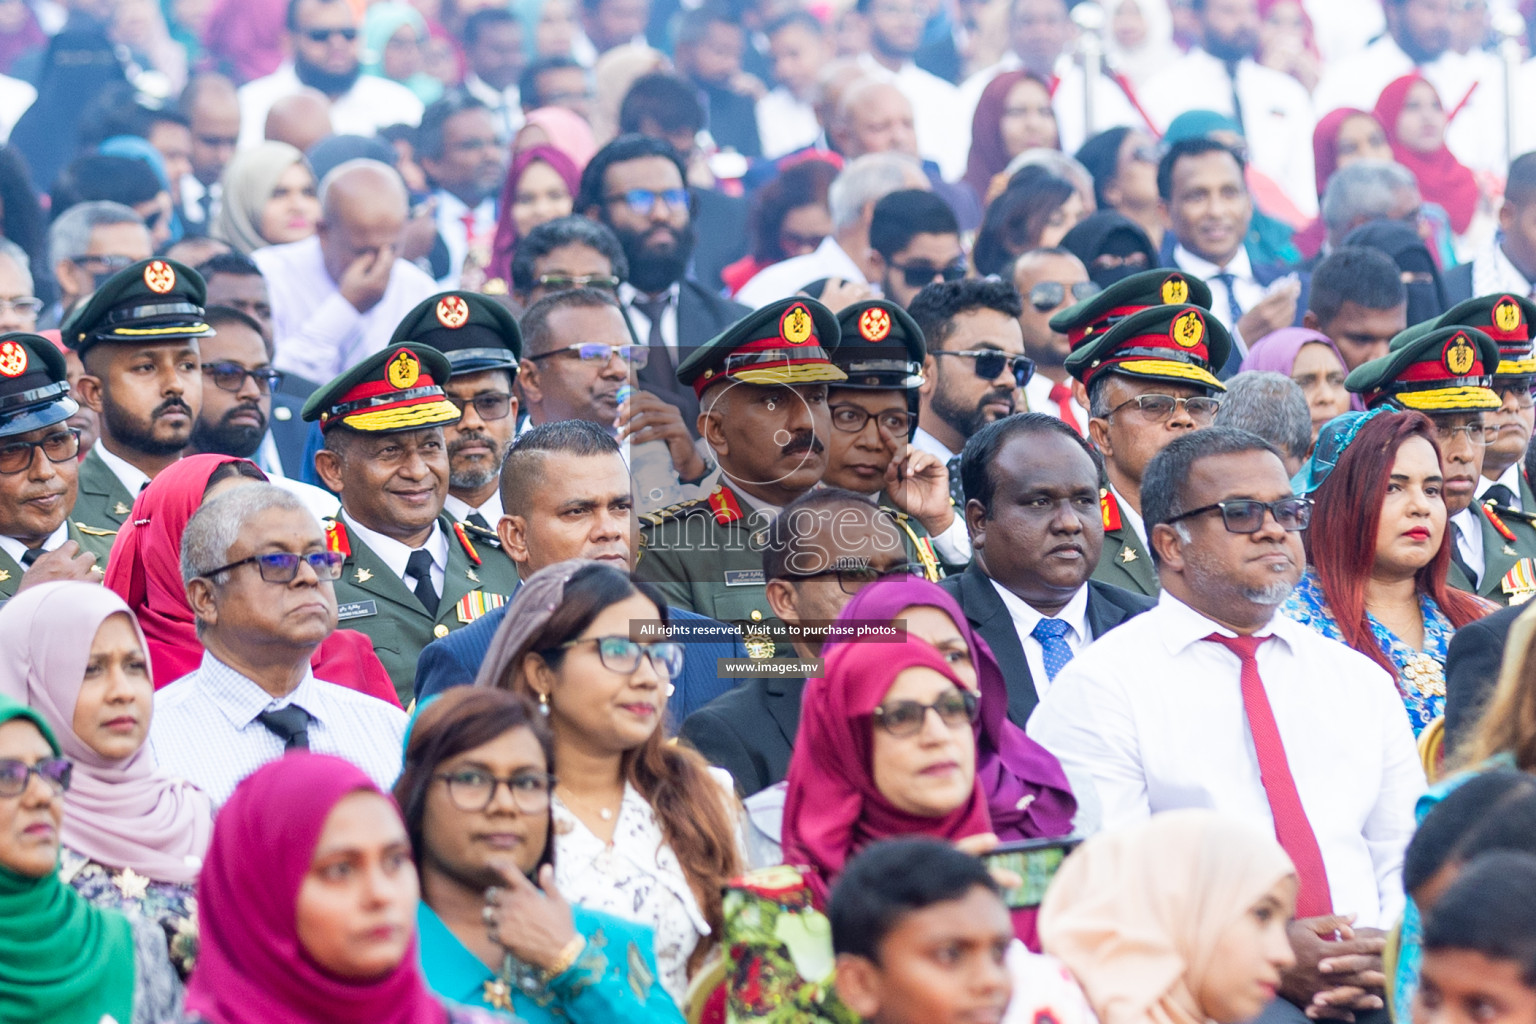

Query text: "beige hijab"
[472, 559, 599, 692]
[1039, 810, 1296, 1024]
[212, 141, 311, 255]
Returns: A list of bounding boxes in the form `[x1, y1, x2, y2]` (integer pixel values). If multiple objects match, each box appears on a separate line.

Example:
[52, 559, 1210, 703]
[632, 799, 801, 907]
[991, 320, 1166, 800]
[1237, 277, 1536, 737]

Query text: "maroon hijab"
[964, 70, 1057, 202]
[487, 144, 583, 288]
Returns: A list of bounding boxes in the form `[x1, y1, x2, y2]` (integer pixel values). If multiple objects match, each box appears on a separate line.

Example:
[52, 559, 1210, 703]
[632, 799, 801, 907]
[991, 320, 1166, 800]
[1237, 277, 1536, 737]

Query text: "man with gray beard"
[1029, 426, 1423, 1024]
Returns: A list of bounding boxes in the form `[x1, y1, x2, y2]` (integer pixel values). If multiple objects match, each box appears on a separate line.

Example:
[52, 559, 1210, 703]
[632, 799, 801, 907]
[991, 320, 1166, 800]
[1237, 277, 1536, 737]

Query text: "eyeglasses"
[1105, 393, 1222, 423]
[0, 757, 71, 798]
[1028, 280, 1100, 312]
[1165, 497, 1314, 533]
[1128, 143, 1160, 163]
[0, 297, 42, 316]
[526, 342, 649, 368]
[447, 392, 514, 421]
[69, 254, 135, 273]
[0, 429, 80, 475]
[554, 636, 685, 678]
[829, 404, 912, 437]
[932, 350, 1035, 387]
[1496, 385, 1536, 409]
[1433, 422, 1499, 446]
[873, 687, 979, 737]
[202, 550, 346, 582]
[780, 561, 928, 594]
[301, 26, 358, 42]
[533, 273, 620, 292]
[605, 188, 690, 216]
[434, 768, 556, 813]
[203, 362, 284, 394]
[890, 259, 968, 289]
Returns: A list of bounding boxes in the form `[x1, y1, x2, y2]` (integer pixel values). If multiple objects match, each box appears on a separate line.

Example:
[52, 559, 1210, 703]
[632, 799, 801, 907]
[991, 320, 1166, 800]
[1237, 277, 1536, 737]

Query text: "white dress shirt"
[462, 72, 523, 141]
[1023, 373, 1088, 434]
[989, 579, 1091, 702]
[149, 651, 407, 805]
[0, 73, 35, 142]
[1108, 483, 1147, 549]
[620, 281, 683, 356]
[341, 510, 447, 595]
[1471, 238, 1536, 298]
[855, 54, 968, 182]
[1171, 244, 1266, 351]
[92, 442, 151, 496]
[1478, 464, 1525, 510]
[911, 425, 957, 463]
[735, 236, 866, 308]
[1451, 505, 1486, 581]
[180, 176, 221, 233]
[755, 87, 821, 159]
[236, 63, 425, 147]
[432, 191, 497, 288]
[443, 491, 504, 526]
[1027, 592, 1425, 927]
[958, 54, 1149, 158]
[254, 235, 439, 382]
[0, 522, 66, 567]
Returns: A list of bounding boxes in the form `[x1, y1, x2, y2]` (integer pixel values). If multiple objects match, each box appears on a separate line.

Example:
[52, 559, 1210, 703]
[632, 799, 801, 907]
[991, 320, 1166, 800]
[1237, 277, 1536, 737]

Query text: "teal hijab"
[362, 3, 445, 104]
[0, 696, 137, 1024]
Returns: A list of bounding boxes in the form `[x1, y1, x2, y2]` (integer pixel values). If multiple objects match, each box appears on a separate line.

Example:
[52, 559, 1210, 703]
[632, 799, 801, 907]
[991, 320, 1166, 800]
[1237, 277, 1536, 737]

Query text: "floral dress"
[61, 846, 199, 978]
[1280, 571, 1454, 735]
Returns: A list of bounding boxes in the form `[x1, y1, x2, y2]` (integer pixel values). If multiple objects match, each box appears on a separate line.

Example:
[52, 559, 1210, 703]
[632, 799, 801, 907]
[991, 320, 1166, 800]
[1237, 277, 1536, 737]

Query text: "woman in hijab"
[363, 3, 446, 106]
[1374, 74, 1483, 237]
[1342, 219, 1448, 324]
[1105, 0, 1178, 87]
[966, 71, 1060, 204]
[212, 142, 322, 256]
[10, 21, 128, 199]
[0, 583, 213, 978]
[485, 145, 582, 293]
[516, 107, 599, 168]
[1039, 809, 1298, 1024]
[1240, 327, 1356, 437]
[99, 133, 185, 245]
[1294, 108, 1393, 258]
[103, 454, 398, 704]
[1060, 211, 1160, 288]
[182, 753, 501, 1024]
[0, 695, 182, 1024]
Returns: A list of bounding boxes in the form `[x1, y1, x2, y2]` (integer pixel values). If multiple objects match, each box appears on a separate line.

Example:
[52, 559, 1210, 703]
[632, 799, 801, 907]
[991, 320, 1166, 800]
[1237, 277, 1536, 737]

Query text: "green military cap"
[62, 258, 214, 355]
[1049, 269, 1213, 348]
[1344, 324, 1501, 412]
[830, 299, 924, 389]
[389, 291, 522, 375]
[0, 333, 76, 439]
[301, 343, 462, 432]
[676, 296, 847, 396]
[1431, 293, 1536, 379]
[1064, 302, 1230, 392]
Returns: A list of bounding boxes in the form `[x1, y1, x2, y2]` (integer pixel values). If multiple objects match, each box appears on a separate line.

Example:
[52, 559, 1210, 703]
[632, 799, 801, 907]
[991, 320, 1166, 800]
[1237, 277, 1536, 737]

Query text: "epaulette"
[639, 495, 712, 527]
[459, 520, 500, 544]
[451, 520, 482, 565]
[1480, 500, 1520, 543]
[73, 522, 117, 537]
[1100, 487, 1123, 532]
[324, 519, 350, 558]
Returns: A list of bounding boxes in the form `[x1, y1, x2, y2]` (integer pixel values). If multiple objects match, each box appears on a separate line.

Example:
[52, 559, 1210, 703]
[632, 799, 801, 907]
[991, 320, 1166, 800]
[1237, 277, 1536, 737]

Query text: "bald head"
[183, 73, 241, 187]
[316, 159, 410, 285]
[834, 79, 918, 160]
[265, 88, 334, 153]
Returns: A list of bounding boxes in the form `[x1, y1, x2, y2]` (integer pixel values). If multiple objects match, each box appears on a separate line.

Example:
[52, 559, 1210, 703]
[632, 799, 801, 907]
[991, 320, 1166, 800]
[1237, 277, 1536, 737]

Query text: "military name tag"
[337, 600, 378, 621]
[723, 569, 764, 586]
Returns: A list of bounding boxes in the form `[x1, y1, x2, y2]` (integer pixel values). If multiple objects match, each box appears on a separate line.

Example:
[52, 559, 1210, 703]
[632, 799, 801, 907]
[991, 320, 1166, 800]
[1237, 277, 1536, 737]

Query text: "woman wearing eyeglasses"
[1282, 411, 1493, 735]
[398, 687, 683, 1022]
[0, 694, 183, 1024]
[0, 583, 212, 979]
[473, 560, 743, 1001]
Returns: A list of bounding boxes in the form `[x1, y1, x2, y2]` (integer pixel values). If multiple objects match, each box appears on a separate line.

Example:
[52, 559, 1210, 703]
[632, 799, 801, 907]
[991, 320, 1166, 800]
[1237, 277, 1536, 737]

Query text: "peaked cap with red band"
[300, 343, 463, 432]
[1050, 269, 1213, 349]
[1064, 301, 1230, 392]
[675, 296, 846, 397]
[1344, 323, 1501, 412]
[1433, 293, 1536, 379]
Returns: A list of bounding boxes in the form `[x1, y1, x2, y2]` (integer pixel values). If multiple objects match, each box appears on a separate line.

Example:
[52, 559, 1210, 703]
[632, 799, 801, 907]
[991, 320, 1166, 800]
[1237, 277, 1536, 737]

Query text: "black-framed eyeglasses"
[1433, 422, 1498, 447]
[534, 273, 620, 292]
[605, 188, 689, 216]
[69, 254, 135, 273]
[1106, 393, 1222, 423]
[447, 392, 514, 421]
[891, 259, 967, 289]
[554, 636, 685, 678]
[932, 349, 1035, 387]
[203, 362, 284, 394]
[1495, 384, 1536, 409]
[526, 342, 649, 368]
[202, 551, 346, 582]
[302, 26, 358, 42]
[873, 687, 979, 737]
[1028, 280, 1100, 312]
[779, 561, 928, 594]
[0, 428, 80, 475]
[829, 403, 912, 437]
[0, 297, 42, 316]
[1165, 497, 1313, 534]
[434, 768, 556, 813]
[0, 757, 71, 798]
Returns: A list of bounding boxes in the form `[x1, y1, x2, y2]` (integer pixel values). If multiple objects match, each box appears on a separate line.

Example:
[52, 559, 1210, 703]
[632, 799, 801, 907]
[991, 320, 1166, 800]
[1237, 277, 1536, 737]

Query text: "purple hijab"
[1240, 327, 1366, 411]
[829, 578, 1077, 841]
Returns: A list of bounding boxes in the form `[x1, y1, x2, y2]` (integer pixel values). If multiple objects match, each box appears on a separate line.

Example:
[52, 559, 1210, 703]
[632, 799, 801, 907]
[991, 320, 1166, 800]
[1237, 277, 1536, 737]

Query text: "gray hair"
[1320, 160, 1418, 235]
[181, 483, 314, 585]
[0, 238, 33, 293]
[48, 201, 144, 272]
[1213, 371, 1312, 462]
[828, 152, 926, 232]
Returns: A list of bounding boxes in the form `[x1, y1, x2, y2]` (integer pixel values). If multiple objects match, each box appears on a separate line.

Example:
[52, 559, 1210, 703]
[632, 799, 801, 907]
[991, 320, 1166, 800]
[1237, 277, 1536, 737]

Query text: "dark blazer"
[691, 189, 751, 295]
[1158, 238, 1310, 378]
[1445, 602, 1521, 749]
[267, 392, 311, 479]
[631, 280, 749, 438]
[414, 590, 750, 721]
[939, 563, 1157, 726]
[678, 673, 806, 797]
[1441, 262, 1474, 307]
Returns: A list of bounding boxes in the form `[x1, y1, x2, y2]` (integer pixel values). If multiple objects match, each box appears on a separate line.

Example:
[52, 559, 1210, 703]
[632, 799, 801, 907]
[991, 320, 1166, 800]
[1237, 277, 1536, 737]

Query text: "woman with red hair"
[1282, 410, 1492, 735]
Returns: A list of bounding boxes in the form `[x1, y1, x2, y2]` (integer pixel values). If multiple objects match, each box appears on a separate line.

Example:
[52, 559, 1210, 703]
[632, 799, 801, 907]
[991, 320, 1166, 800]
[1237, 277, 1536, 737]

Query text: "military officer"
[1064, 300, 1232, 596]
[0, 333, 116, 602]
[389, 291, 522, 560]
[63, 258, 211, 529]
[1049, 268, 1214, 354]
[637, 296, 846, 655]
[306, 342, 520, 701]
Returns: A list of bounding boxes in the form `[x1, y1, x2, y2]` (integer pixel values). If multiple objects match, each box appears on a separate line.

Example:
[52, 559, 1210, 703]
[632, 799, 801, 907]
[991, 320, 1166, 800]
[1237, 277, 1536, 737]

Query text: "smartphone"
[981, 836, 1081, 909]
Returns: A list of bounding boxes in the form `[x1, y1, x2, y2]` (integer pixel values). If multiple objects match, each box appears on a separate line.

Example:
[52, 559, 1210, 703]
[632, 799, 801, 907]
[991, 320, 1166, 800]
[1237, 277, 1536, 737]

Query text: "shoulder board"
[460, 520, 498, 540]
[1100, 488, 1123, 532]
[72, 522, 117, 537]
[639, 495, 711, 527]
[451, 520, 482, 565]
[877, 504, 910, 523]
[324, 519, 350, 558]
[1481, 501, 1519, 543]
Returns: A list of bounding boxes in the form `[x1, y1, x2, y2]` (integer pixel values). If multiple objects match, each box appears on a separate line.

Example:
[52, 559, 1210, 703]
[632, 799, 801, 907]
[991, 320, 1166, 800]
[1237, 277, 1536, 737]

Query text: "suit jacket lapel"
[1480, 507, 1525, 598]
[77, 448, 135, 525]
[960, 567, 1038, 725]
[440, 524, 479, 624]
[764, 675, 804, 749]
[0, 547, 19, 598]
[344, 538, 428, 616]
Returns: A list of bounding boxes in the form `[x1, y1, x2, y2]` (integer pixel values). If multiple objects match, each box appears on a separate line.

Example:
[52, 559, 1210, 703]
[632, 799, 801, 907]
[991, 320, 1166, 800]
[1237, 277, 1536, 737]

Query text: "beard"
[190, 405, 267, 459]
[612, 219, 697, 294]
[101, 397, 194, 458]
[929, 374, 1014, 444]
[295, 55, 362, 97]
[1204, 29, 1258, 62]
[448, 430, 510, 491]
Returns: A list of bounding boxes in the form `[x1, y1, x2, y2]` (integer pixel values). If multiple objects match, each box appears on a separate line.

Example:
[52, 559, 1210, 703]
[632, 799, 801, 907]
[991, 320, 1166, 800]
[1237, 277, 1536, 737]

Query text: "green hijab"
[0, 696, 137, 1024]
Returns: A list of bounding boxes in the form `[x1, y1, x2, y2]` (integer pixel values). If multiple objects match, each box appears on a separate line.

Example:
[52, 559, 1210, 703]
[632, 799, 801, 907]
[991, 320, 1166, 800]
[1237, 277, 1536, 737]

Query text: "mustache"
[154, 398, 193, 418]
[219, 401, 266, 428]
[780, 431, 825, 457]
[448, 431, 496, 456]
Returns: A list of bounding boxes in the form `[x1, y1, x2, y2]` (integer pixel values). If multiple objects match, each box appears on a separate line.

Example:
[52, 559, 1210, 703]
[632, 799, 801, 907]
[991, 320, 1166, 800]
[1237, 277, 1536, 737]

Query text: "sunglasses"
[203, 362, 283, 394]
[932, 349, 1035, 387]
[1029, 280, 1101, 312]
[202, 551, 346, 583]
[605, 188, 689, 216]
[873, 687, 979, 737]
[0, 757, 71, 798]
[301, 26, 358, 42]
[891, 259, 968, 289]
[1165, 497, 1313, 534]
[527, 342, 649, 368]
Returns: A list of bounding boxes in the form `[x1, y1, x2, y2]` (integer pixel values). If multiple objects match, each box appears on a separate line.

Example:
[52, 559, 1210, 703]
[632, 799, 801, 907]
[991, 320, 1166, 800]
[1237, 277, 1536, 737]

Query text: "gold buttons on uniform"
[433, 624, 450, 638]
[750, 609, 763, 621]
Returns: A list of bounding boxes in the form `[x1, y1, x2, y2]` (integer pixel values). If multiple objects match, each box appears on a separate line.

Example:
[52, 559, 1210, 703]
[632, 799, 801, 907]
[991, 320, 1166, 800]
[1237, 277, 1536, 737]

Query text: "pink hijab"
[487, 143, 583, 288]
[521, 106, 598, 167]
[0, 582, 212, 884]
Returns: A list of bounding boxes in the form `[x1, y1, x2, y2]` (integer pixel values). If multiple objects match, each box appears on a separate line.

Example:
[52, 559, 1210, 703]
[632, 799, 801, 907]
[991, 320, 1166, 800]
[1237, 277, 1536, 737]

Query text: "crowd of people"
[5, 0, 1536, 1022]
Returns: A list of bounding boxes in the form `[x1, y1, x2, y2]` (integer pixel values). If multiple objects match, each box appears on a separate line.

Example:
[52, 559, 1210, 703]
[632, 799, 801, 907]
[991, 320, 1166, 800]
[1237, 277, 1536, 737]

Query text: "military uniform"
[304, 342, 519, 701]
[1049, 268, 1213, 349]
[0, 521, 116, 599]
[1095, 488, 1157, 594]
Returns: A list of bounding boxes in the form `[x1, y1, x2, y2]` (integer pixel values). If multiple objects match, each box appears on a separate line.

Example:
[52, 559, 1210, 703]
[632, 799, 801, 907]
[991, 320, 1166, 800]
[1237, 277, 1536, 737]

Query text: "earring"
[538, 691, 550, 716]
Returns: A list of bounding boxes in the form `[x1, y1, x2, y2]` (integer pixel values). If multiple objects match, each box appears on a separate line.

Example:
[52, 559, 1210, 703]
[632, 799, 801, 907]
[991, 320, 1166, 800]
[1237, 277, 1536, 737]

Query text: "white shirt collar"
[1109, 483, 1147, 548]
[1476, 464, 1524, 508]
[1154, 589, 1290, 651]
[443, 491, 504, 523]
[911, 426, 958, 461]
[93, 442, 152, 496]
[619, 281, 681, 307]
[340, 510, 447, 582]
[723, 479, 783, 519]
[1173, 243, 1254, 281]
[989, 577, 1090, 641]
[0, 521, 67, 566]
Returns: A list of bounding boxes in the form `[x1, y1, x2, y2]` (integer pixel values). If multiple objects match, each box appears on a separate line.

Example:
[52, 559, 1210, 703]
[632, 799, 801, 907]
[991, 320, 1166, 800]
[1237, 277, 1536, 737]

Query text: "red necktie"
[461, 211, 479, 248]
[1204, 633, 1334, 918]
[1048, 381, 1080, 434]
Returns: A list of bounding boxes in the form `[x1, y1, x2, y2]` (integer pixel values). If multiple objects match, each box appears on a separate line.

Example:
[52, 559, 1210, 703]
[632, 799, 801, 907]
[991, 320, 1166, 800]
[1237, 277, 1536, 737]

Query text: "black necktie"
[1225, 59, 1246, 136]
[1484, 483, 1519, 510]
[947, 453, 965, 508]
[406, 548, 440, 617]
[1214, 271, 1243, 325]
[636, 294, 670, 352]
[199, 189, 214, 226]
[19, 547, 41, 567]
[257, 704, 312, 751]
[1450, 521, 1479, 588]
[465, 511, 492, 531]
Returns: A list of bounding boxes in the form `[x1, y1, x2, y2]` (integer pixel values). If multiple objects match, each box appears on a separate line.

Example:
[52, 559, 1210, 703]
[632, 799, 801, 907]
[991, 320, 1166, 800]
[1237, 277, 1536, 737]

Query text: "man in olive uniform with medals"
[307, 342, 520, 701]
[637, 296, 846, 656]
[0, 333, 116, 602]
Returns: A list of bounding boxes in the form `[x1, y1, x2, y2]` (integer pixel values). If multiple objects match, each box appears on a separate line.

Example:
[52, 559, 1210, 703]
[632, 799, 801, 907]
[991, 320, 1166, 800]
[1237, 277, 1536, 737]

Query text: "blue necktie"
[1213, 271, 1243, 325]
[1031, 618, 1075, 681]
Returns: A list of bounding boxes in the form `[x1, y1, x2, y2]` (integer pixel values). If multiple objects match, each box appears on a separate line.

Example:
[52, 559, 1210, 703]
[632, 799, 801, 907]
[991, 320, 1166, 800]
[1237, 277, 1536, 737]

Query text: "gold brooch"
[114, 867, 150, 901]
[1120, 548, 1138, 563]
[1401, 653, 1446, 698]
[354, 568, 373, 583]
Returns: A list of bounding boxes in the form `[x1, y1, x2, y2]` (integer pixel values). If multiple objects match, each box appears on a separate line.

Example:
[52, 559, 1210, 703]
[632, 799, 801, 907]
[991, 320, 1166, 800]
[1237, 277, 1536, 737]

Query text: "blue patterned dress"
[1281, 571, 1451, 735]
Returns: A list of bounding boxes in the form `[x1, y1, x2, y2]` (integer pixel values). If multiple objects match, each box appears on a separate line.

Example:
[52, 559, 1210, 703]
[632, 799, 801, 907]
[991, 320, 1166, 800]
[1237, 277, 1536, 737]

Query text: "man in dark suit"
[942, 413, 1154, 726]
[578, 134, 749, 437]
[679, 488, 914, 796]
[414, 420, 747, 719]
[1442, 153, 1536, 307]
[1444, 602, 1524, 749]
